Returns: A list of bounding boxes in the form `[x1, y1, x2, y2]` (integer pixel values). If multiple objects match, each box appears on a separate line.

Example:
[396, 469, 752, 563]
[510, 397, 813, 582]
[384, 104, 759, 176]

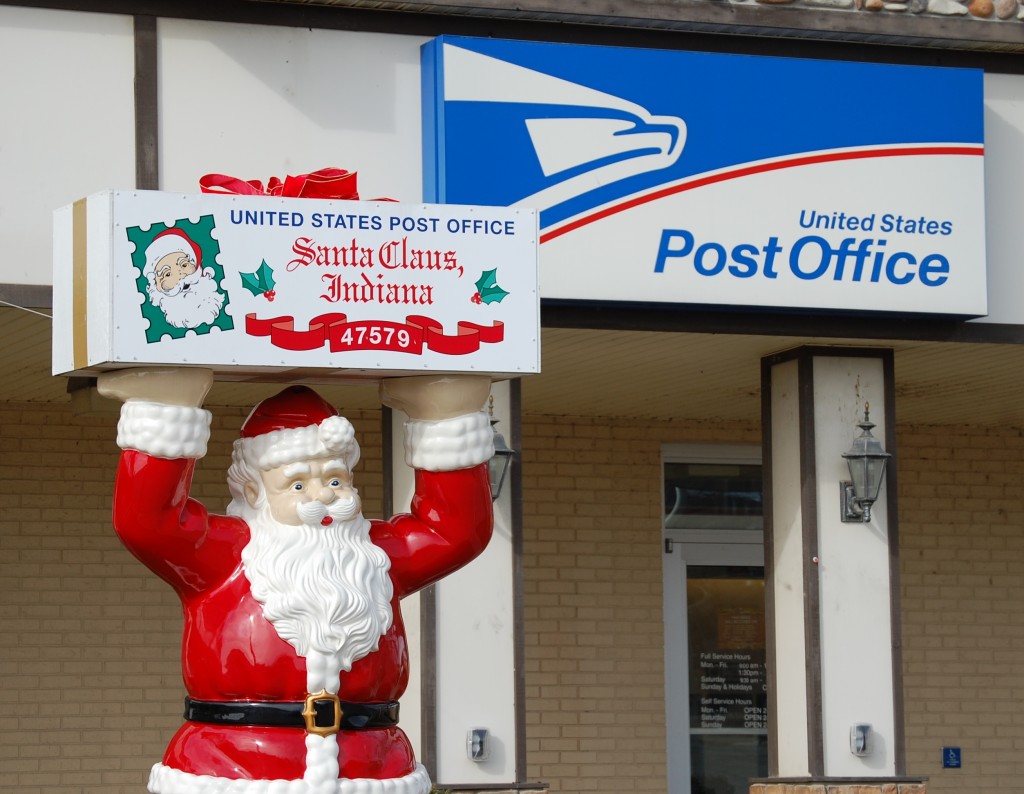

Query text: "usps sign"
[53, 191, 538, 380]
[422, 37, 987, 317]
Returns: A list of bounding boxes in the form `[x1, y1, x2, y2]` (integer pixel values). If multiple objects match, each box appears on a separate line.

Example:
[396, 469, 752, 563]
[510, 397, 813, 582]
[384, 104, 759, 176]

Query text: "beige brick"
[5, 403, 1024, 794]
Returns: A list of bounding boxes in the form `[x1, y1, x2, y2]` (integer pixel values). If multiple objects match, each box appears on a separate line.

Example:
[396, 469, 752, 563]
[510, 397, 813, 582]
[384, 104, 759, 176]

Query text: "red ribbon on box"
[199, 168, 394, 201]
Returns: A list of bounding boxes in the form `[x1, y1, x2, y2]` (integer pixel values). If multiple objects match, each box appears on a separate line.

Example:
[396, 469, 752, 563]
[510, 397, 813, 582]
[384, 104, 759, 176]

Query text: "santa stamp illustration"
[126, 217, 234, 342]
[143, 228, 226, 329]
[98, 367, 495, 794]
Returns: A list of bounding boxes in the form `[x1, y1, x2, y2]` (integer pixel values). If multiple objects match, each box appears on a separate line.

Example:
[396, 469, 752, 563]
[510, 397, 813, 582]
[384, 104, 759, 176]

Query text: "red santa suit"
[110, 388, 494, 794]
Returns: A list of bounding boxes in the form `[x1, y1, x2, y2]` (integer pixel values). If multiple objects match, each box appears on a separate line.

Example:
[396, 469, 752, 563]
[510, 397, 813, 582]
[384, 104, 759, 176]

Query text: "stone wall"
[712, 0, 1018, 21]
[432, 789, 548, 794]
[309, 0, 1024, 49]
[750, 781, 927, 794]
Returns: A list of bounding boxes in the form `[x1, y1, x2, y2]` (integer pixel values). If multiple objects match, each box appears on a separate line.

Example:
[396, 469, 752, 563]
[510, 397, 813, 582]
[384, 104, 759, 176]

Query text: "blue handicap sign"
[942, 747, 962, 768]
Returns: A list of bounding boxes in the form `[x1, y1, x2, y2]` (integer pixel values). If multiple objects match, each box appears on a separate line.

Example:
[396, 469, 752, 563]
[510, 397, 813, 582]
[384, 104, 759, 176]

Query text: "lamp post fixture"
[840, 402, 891, 523]
[487, 395, 515, 502]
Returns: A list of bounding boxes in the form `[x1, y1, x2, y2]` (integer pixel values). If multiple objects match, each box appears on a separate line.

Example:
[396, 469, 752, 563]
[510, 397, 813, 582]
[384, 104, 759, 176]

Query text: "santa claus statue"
[97, 367, 495, 794]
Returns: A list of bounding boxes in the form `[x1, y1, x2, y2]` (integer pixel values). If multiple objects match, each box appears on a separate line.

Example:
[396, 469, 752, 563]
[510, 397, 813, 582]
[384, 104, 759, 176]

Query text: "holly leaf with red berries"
[473, 268, 509, 305]
[240, 260, 277, 301]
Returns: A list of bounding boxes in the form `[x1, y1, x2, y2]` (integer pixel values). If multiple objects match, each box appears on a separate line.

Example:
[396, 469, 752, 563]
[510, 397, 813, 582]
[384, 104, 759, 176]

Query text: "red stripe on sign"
[540, 145, 984, 244]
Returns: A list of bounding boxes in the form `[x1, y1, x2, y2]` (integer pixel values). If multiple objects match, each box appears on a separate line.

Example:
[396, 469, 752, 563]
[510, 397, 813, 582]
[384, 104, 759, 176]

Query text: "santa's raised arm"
[98, 367, 494, 794]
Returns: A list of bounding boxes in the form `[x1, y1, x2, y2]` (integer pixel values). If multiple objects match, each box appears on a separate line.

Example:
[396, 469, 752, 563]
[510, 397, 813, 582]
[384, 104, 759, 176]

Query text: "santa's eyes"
[287, 479, 343, 491]
[280, 473, 349, 494]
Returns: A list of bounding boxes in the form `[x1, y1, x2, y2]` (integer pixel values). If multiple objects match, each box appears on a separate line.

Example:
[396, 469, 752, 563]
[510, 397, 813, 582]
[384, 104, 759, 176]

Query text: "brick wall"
[4, 403, 1024, 793]
[520, 414, 761, 793]
[0, 404, 164, 793]
[899, 424, 1024, 792]
[517, 416, 1024, 794]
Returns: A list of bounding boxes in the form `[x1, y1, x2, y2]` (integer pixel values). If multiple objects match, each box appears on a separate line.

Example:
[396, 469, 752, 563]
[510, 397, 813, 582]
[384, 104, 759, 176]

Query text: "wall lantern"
[840, 403, 891, 523]
[488, 396, 515, 502]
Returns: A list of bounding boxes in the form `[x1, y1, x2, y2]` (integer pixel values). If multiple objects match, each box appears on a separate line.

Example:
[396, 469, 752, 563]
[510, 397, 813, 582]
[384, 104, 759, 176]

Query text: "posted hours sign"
[52, 190, 539, 381]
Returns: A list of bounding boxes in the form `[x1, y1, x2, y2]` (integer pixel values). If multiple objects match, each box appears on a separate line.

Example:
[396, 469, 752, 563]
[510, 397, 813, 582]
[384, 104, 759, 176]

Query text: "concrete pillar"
[757, 346, 917, 792]
[387, 379, 524, 789]
[433, 378, 520, 786]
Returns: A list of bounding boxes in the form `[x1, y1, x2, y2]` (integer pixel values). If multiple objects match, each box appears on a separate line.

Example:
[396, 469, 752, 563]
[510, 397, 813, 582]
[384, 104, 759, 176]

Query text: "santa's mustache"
[296, 496, 361, 526]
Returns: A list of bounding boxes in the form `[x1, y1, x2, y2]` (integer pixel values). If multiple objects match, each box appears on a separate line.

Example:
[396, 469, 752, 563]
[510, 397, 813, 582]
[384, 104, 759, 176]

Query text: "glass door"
[662, 445, 766, 794]
[686, 566, 767, 794]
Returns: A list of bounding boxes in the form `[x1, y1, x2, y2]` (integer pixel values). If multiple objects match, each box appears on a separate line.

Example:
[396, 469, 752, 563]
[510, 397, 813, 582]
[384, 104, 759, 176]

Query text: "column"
[755, 346, 924, 794]
[388, 379, 532, 792]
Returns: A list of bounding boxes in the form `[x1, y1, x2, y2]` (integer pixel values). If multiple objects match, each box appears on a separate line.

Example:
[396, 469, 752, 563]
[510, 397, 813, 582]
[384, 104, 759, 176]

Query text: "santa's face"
[153, 251, 198, 295]
[239, 472, 393, 686]
[250, 456, 361, 527]
[146, 267, 225, 329]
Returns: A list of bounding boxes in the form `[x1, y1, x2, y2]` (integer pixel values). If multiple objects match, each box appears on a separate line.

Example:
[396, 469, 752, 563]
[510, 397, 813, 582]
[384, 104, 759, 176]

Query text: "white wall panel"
[975, 73, 1024, 326]
[0, 7, 134, 287]
[158, 20, 426, 203]
[769, 359, 811, 777]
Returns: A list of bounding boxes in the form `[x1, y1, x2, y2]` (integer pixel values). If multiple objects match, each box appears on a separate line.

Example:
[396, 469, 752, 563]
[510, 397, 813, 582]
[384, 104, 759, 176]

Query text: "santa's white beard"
[240, 502, 394, 692]
[148, 269, 225, 329]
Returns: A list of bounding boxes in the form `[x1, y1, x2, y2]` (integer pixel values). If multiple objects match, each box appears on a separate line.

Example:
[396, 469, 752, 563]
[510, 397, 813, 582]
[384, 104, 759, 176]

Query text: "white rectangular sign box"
[53, 190, 539, 380]
[423, 37, 987, 318]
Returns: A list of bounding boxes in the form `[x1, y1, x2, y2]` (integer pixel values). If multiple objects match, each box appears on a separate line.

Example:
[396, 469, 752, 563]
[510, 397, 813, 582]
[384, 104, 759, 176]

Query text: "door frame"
[661, 444, 763, 794]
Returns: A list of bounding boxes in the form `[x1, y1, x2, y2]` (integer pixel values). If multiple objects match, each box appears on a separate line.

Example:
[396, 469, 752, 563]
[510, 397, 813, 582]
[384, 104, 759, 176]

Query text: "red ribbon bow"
[199, 168, 368, 200]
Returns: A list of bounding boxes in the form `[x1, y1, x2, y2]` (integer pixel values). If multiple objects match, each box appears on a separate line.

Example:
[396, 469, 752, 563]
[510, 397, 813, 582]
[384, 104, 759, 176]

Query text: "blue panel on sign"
[422, 36, 983, 228]
[942, 747, 962, 768]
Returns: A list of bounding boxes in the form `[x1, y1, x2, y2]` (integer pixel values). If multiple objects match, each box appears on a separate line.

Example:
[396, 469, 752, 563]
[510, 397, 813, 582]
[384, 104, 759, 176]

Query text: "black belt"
[184, 691, 399, 737]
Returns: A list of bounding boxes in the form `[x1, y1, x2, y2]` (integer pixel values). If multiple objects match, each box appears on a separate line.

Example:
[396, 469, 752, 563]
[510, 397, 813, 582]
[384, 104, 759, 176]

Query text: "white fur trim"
[147, 758, 432, 794]
[116, 400, 211, 460]
[403, 411, 493, 472]
[238, 416, 360, 471]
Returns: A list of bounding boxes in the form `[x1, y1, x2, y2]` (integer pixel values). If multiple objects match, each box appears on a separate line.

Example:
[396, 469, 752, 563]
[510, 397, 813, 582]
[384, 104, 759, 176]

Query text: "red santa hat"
[144, 228, 202, 275]
[235, 386, 360, 471]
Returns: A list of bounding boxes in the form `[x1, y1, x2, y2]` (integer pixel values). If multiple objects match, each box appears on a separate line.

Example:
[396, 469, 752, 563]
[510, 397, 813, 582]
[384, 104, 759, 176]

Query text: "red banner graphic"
[245, 313, 504, 356]
[406, 315, 504, 355]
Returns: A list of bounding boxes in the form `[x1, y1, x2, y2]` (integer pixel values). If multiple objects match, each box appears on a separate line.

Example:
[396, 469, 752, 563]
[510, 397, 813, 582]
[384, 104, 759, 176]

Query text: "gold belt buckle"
[303, 690, 343, 736]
